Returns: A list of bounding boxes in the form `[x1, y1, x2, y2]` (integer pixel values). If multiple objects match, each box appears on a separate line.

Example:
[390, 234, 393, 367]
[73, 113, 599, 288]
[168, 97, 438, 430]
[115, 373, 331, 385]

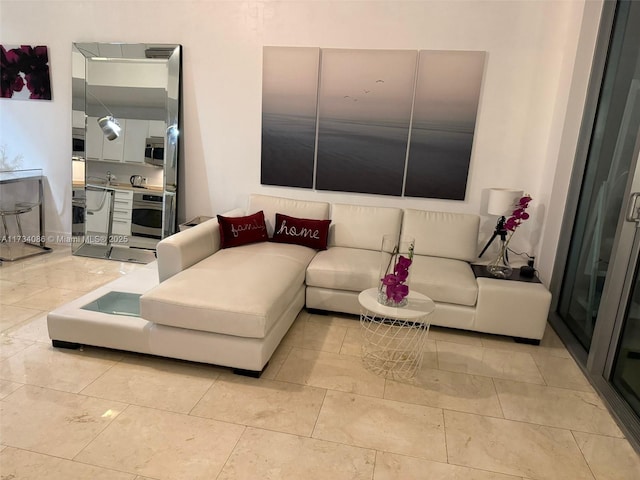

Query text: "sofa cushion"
[401, 209, 480, 262]
[140, 242, 316, 338]
[409, 255, 478, 306]
[329, 203, 403, 251]
[272, 213, 331, 250]
[248, 194, 330, 236]
[217, 211, 268, 248]
[306, 246, 390, 292]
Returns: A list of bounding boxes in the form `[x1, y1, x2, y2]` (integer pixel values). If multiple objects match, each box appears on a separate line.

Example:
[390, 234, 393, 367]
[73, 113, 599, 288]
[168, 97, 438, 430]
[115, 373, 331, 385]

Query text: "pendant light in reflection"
[97, 115, 121, 141]
[87, 91, 121, 141]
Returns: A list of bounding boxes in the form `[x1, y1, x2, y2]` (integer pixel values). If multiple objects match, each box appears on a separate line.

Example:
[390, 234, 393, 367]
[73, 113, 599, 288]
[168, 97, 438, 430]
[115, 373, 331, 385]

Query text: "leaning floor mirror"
[71, 42, 181, 263]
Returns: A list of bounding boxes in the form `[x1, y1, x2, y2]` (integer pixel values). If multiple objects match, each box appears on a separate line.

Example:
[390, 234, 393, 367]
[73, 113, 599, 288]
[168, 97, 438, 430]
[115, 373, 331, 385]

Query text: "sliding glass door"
[553, 0, 640, 450]
[589, 118, 640, 441]
[610, 253, 640, 419]
[556, 0, 640, 352]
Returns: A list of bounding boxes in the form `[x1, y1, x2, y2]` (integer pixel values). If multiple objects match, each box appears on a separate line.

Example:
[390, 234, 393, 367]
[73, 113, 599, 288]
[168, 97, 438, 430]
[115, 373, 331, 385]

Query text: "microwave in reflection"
[144, 137, 164, 167]
[72, 127, 85, 158]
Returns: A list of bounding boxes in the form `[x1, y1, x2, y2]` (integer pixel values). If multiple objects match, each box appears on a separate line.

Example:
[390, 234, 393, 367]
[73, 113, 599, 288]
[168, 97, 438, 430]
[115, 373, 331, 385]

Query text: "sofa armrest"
[475, 278, 551, 340]
[156, 219, 221, 282]
[156, 208, 245, 281]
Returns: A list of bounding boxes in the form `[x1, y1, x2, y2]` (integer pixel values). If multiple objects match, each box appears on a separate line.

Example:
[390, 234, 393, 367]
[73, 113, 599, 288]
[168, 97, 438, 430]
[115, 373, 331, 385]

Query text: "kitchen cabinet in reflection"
[87, 116, 165, 164]
[85, 187, 113, 244]
[111, 189, 133, 237]
[123, 120, 148, 164]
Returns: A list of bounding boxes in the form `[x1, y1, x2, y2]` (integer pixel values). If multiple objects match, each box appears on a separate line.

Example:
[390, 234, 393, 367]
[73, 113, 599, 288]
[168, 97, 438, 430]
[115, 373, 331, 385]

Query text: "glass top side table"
[0, 168, 52, 261]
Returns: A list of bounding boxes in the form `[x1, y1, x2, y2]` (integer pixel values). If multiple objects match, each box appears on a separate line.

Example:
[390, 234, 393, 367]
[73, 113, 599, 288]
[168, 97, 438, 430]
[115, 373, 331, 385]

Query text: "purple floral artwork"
[1, 45, 52, 100]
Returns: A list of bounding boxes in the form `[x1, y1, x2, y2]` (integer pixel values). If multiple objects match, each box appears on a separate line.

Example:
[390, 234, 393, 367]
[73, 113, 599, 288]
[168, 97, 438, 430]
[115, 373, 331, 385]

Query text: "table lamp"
[479, 188, 523, 258]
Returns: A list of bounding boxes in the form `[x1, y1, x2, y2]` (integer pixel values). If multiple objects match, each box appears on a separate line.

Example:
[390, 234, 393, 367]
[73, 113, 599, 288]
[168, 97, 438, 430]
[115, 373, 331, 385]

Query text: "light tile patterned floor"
[1, 247, 640, 479]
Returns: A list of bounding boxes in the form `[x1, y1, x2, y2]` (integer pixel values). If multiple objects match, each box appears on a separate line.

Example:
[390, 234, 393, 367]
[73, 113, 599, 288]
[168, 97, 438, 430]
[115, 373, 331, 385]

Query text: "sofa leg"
[52, 340, 82, 349]
[233, 362, 269, 379]
[514, 337, 540, 345]
[306, 308, 328, 316]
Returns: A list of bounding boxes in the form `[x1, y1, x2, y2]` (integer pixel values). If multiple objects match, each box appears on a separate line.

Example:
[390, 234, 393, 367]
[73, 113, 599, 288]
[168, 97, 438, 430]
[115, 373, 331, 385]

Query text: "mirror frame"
[71, 42, 181, 261]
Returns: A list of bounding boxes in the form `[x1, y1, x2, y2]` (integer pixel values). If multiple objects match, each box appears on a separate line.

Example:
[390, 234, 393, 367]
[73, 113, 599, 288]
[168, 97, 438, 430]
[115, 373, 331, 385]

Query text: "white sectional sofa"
[49, 193, 552, 376]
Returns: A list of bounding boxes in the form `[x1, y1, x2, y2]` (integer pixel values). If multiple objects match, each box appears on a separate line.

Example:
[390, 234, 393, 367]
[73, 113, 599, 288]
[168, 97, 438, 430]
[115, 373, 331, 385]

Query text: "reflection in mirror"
[71, 43, 181, 263]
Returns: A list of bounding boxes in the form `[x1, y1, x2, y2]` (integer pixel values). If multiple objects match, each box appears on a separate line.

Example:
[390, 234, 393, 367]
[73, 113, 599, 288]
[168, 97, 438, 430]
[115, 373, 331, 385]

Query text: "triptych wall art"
[261, 47, 485, 200]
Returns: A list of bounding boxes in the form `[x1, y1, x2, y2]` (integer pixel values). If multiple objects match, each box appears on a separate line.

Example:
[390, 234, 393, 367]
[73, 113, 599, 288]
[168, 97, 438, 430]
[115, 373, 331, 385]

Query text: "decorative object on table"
[485, 193, 532, 278]
[0, 144, 23, 171]
[378, 234, 415, 307]
[1, 45, 52, 100]
[479, 188, 523, 259]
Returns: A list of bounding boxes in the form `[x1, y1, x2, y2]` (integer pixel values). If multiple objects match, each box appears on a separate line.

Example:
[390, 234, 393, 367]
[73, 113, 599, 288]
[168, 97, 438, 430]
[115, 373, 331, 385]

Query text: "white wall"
[535, 0, 604, 287]
[0, 0, 600, 284]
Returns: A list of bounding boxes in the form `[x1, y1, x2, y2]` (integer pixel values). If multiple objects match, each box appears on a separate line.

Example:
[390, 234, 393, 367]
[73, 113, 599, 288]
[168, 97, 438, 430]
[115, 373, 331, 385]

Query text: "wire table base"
[360, 312, 430, 381]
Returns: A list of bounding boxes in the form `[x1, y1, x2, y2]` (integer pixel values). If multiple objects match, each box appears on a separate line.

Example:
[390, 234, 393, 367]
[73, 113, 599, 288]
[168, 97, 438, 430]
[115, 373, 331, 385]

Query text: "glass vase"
[378, 234, 415, 307]
[486, 240, 513, 279]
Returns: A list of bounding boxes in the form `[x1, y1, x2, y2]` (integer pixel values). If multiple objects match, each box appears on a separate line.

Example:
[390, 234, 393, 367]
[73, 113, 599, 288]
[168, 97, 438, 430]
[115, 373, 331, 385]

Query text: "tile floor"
[1, 247, 640, 479]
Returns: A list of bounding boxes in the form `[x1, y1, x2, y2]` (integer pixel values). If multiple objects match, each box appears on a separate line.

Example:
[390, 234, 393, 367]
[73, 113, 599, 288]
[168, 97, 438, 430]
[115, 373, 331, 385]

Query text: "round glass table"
[358, 288, 436, 380]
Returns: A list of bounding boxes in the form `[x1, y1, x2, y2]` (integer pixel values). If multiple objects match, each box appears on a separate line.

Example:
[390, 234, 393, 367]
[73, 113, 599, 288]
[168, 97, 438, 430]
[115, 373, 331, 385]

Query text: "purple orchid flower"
[386, 283, 409, 303]
[381, 254, 413, 304]
[504, 196, 532, 232]
[394, 256, 411, 281]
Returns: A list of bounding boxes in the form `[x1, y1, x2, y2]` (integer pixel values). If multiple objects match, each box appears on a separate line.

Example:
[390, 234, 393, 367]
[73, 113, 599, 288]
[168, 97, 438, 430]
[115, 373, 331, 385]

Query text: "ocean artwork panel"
[1, 45, 52, 100]
[405, 50, 485, 200]
[315, 49, 417, 196]
[259, 47, 485, 200]
[261, 46, 320, 188]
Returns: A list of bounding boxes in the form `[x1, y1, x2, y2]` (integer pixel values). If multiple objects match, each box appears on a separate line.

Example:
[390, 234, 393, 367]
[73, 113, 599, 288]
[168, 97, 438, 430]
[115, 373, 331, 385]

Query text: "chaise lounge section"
[139, 195, 331, 373]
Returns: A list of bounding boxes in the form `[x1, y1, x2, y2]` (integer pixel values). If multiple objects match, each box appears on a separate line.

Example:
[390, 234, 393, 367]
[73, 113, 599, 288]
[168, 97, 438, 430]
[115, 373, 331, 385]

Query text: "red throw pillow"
[272, 213, 331, 250]
[217, 211, 268, 248]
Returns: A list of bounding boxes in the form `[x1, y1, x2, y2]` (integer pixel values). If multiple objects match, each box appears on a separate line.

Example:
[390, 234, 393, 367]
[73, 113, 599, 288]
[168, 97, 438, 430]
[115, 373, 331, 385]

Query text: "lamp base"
[486, 239, 512, 279]
[486, 263, 513, 279]
[478, 216, 508, 259]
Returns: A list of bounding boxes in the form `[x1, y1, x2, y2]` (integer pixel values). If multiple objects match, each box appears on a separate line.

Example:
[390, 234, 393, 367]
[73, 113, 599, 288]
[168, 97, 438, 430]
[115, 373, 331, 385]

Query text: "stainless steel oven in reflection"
[131, 192, 163, 239]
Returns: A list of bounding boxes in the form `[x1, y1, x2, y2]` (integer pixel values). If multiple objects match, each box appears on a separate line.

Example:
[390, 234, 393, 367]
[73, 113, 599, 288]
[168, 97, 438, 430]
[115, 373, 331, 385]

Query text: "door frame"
[548, 0, 616, 365]
[549, 0, 640, 452]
